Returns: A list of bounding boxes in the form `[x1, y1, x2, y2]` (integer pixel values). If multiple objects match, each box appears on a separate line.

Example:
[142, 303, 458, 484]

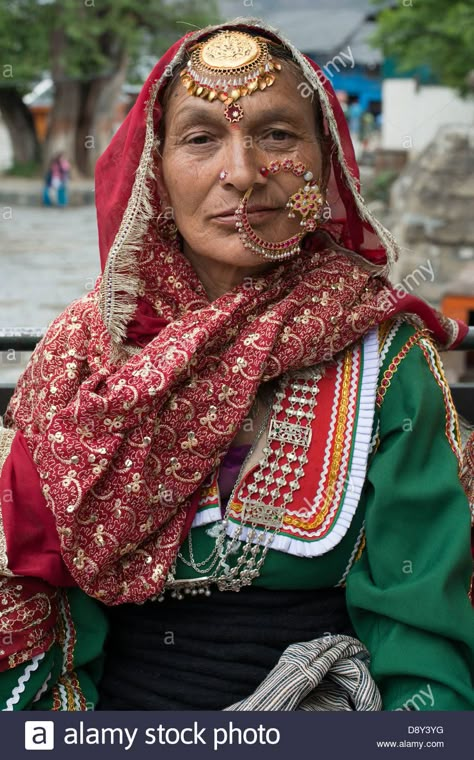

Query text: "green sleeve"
[346, 331, 474, 711]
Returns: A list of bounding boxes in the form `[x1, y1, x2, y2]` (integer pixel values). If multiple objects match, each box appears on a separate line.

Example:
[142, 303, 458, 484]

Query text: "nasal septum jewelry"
[235, 159, 326, 261]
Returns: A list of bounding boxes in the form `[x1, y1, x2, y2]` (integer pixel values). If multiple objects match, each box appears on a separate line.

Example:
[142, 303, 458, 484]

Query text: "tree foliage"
[0, 1, 49, 91]
[1, 0, 219, 86]
[372, 0, 474, 95]
[0, 0, 220, 171]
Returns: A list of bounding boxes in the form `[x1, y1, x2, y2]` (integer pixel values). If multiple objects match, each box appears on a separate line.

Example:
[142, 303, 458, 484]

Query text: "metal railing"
[1, 327, 473, 353]
[1, 328, 474, 421]
[0, 329, 45, 352]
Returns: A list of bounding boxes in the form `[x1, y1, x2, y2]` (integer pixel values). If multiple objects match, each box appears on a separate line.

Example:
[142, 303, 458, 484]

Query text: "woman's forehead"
[163, 66, 314, 130]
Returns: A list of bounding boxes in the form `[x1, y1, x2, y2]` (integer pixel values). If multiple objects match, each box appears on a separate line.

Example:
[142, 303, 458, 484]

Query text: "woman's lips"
[212, 207, 282, 226]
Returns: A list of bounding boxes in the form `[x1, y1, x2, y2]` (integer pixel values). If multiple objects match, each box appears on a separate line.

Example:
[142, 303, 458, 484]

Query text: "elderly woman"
[0, 20, 473, 712]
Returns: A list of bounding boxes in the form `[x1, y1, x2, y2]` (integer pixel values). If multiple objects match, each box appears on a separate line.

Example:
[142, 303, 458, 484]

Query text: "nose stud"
[219, 170, 229, 182]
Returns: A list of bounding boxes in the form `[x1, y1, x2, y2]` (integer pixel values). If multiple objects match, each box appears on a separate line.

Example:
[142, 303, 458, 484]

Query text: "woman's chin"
[183, 238, 276, 271]
[214, 245, 275, 269]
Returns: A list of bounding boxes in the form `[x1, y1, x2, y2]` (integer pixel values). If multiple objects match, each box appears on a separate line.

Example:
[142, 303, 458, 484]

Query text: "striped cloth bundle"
[225, 635, 382, 711]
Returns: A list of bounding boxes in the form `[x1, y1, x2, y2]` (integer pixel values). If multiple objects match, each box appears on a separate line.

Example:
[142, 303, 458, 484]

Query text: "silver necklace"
[155, 370, 320, 601]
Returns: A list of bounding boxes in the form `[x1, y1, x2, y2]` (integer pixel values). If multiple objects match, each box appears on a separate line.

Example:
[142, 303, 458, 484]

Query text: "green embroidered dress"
[1, 320, 473, 710]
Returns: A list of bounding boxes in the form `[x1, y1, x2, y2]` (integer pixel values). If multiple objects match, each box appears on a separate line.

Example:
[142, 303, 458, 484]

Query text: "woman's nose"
[220, 136, 267, 193]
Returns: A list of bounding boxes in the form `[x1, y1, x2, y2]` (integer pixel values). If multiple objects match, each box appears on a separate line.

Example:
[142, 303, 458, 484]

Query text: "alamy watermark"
[297, 46, 355, 100]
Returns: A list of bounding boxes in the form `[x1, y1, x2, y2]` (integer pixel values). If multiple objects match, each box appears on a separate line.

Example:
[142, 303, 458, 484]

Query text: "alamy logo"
[24, 721, 55, 751]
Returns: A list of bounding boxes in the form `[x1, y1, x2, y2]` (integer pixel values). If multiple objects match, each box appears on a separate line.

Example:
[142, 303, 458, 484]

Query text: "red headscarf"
[94, 19, 466, 350]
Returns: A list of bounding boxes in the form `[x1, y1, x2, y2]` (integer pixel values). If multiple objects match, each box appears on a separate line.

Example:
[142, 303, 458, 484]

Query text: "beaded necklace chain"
[155, 370, 321, 601]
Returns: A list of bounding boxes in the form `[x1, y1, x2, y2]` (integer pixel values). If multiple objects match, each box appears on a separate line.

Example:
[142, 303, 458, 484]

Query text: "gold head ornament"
[180, 30, 282, 121]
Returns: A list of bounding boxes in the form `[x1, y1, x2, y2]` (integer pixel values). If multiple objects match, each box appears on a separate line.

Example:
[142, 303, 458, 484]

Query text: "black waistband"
[97, 585, 354, 711]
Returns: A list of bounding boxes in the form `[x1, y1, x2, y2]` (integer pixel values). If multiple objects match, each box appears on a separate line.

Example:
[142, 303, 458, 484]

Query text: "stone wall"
[388, 126, 474, 381]
[390, 125, 474, 307]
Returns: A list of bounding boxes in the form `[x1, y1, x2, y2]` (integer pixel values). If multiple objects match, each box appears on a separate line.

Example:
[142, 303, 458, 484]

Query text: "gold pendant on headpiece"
[180, 30, 282, 122]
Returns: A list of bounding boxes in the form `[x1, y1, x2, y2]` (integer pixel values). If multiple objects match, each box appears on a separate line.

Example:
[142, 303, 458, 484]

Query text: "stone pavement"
[0, 204, 99, 384]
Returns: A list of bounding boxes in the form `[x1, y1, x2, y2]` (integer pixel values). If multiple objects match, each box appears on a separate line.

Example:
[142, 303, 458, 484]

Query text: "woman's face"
[159, 64, 325, 276]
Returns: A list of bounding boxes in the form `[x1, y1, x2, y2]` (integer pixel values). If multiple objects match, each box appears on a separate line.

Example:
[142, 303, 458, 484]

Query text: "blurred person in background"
[42, 152, 70, 207]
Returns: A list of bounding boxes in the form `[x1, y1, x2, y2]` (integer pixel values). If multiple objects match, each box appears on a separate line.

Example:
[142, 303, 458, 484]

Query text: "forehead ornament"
[180, 30, 282, 121]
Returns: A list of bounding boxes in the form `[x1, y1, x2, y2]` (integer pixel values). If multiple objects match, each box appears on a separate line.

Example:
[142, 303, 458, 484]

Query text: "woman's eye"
[266, 129, 294, 141]
[260, 129, 298, 149]
[186, 134, 213, 145]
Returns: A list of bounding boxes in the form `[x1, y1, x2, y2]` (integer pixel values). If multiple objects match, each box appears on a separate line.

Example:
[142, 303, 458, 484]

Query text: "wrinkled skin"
[159, 66, 326, 300]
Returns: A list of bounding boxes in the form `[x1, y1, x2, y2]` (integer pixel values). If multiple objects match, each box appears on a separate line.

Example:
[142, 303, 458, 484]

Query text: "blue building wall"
[304, 57, 382, 112]
[382, 58, 437, 84]
[326, 67, 381, 111]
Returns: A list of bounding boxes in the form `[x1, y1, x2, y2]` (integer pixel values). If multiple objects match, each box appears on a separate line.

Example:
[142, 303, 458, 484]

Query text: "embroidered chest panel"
[191, 329, 379, 558]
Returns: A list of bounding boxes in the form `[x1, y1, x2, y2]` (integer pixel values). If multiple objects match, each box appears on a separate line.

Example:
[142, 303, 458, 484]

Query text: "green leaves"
[371, 0, 474, 95]
[0, 0, 50, 89]
[0, 0, 220, 87]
